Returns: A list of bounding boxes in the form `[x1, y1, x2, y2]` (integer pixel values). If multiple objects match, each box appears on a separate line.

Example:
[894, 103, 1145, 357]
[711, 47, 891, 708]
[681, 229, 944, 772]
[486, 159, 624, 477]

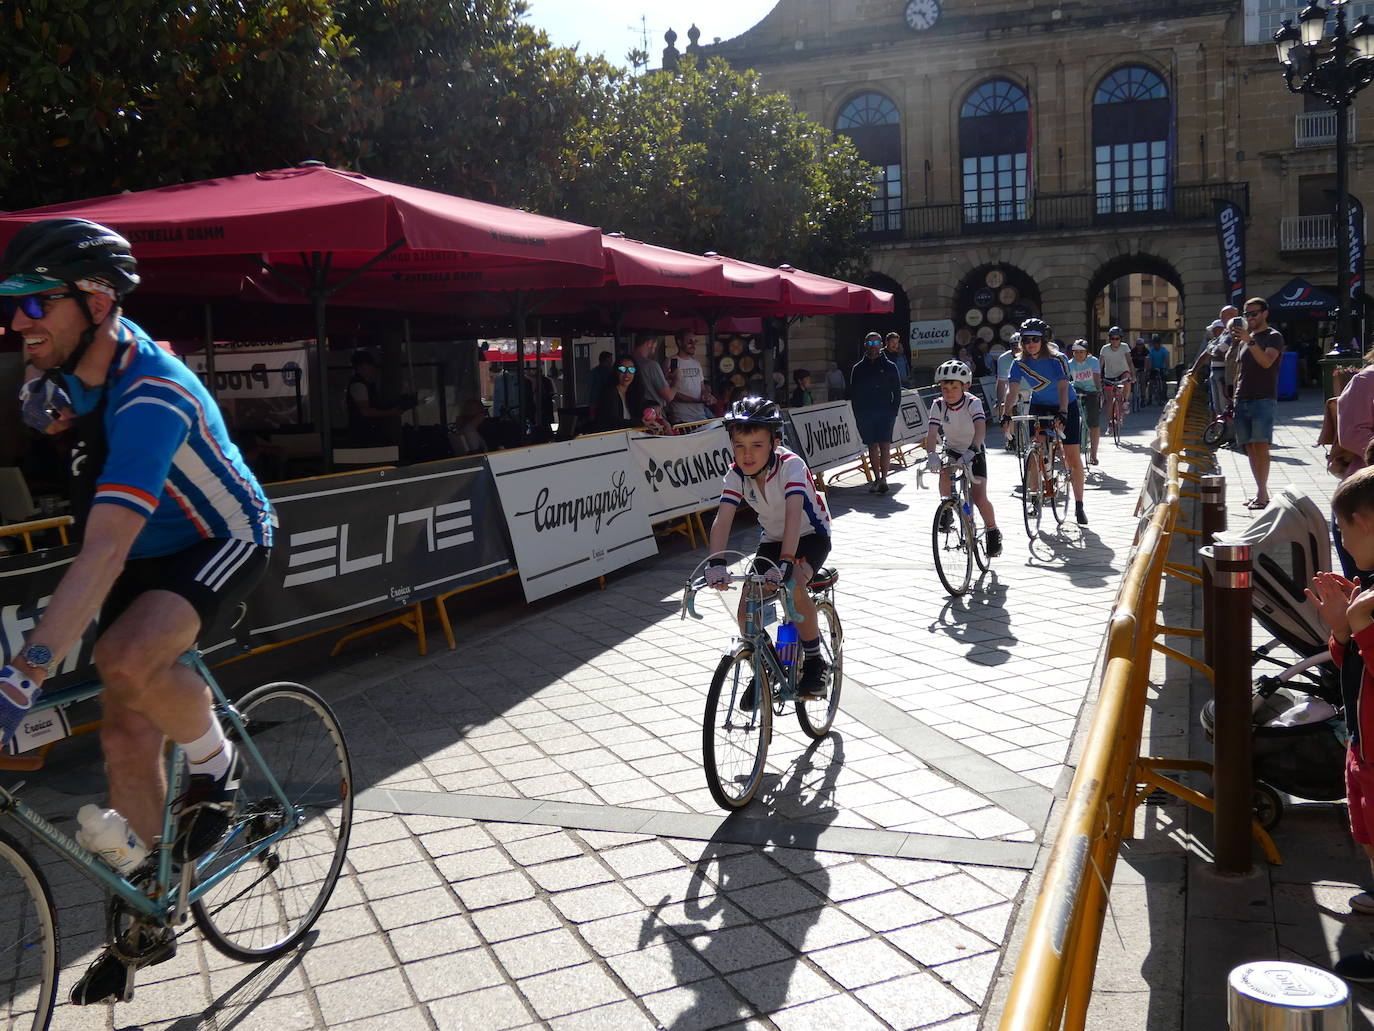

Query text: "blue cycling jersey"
[61, 318, 275, 559]
[1007, 353, 1077, 407]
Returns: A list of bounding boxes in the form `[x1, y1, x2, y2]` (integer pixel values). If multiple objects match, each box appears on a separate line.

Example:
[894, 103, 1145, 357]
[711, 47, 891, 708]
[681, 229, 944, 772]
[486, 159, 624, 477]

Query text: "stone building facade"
[705, 0, 1374, 389]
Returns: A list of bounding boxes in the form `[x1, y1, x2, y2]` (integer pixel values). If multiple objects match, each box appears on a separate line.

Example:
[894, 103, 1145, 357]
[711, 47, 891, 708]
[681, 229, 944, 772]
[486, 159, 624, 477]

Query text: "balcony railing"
[1280, 212, 1369, 251]
[879, 182, 1250, 242]
[1294, 109, 1356, 148]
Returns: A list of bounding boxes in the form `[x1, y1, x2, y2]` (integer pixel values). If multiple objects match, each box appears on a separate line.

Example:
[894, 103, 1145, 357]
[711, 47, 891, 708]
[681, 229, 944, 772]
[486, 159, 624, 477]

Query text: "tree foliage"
[0, 3, 871, 277]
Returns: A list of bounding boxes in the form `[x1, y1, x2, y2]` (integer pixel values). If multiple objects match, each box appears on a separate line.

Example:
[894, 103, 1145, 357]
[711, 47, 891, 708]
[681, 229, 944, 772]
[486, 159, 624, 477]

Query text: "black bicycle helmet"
[723, 395, 785, 437]
[0, 218, 139, 299]
[1019, 316, 1051, 338]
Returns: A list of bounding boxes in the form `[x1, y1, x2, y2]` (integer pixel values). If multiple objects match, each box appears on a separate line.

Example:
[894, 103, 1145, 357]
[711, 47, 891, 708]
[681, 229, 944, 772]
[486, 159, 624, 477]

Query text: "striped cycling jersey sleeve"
[94, 377, 195, 519]
[782, 454, 812, 498]
[720, 465, 744, 507]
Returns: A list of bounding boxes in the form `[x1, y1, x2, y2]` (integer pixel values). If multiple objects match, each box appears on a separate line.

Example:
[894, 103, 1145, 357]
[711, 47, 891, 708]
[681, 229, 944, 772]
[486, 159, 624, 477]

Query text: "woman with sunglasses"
[591, 355, 639, 431]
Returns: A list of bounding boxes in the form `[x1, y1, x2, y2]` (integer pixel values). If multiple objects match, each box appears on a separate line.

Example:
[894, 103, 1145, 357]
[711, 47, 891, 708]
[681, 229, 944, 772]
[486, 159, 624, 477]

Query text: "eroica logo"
[643, 447, 732, 492]
[514, 471, 635, 534]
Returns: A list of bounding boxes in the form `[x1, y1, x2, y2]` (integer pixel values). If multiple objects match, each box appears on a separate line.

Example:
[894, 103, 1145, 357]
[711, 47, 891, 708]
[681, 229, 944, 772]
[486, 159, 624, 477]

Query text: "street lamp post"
[1274, 1, 1374, 390]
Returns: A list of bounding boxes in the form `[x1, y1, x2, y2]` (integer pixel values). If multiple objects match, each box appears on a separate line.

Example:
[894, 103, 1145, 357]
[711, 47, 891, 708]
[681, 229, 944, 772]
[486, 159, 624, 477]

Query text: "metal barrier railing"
[998, 354, 1224, 1030]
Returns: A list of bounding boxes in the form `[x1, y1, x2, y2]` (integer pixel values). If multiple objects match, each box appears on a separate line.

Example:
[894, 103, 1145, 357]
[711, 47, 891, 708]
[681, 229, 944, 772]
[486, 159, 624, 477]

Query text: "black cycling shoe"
[985, 527, 1003, 558]
[797, 660, 829, 700]
[69, 932, 176, 1005]
[1075, 502, 1088, 526]
[737, 678, 759, 712]
[173, 750, 241, 863]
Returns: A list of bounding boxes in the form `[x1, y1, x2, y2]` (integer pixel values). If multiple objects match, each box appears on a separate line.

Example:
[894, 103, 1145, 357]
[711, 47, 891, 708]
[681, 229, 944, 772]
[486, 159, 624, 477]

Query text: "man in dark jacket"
[850, 332, 902, 493]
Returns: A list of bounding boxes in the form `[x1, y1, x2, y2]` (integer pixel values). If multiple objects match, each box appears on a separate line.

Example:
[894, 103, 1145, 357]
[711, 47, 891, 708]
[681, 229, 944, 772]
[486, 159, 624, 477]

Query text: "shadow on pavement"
[929, 579, 1016, 667]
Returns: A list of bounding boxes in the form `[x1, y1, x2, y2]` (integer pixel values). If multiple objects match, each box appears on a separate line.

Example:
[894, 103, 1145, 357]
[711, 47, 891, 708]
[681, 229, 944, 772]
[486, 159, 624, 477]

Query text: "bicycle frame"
[738, 582, 803, 705]
[0, 652, 302, 922]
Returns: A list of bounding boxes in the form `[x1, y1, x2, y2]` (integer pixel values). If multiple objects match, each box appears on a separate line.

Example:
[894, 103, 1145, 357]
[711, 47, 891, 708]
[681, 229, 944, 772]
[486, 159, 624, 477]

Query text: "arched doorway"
[1085, 254, 1185, 357]
[834, 271, 910, 366]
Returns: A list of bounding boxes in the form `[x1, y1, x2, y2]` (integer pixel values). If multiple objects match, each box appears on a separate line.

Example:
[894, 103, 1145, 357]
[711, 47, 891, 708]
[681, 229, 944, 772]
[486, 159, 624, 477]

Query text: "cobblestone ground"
[14, 394, 1177, 1030]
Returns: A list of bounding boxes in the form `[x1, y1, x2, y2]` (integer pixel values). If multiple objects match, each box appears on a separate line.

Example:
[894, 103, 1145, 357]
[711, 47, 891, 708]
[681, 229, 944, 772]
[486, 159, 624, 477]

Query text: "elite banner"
[627, 424, 731, 523]
[487, 435, 658, 602]
[892, 389, 931, 445]
[785, 401, 864, 472]
[0, 546, 90, 687]
[246, 457, 513, 642]
[1215, 199, 1246, 309]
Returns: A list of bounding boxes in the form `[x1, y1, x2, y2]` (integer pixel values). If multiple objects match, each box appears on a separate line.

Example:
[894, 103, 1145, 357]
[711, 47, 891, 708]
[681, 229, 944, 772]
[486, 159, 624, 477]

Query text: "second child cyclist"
[924, 360, 1002, 558]
[705, 397, 833, 702]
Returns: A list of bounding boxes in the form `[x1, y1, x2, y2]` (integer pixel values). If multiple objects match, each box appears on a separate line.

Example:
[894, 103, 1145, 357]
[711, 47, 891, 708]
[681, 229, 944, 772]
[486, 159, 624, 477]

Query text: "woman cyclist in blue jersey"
[1003, 318, 1088, 525]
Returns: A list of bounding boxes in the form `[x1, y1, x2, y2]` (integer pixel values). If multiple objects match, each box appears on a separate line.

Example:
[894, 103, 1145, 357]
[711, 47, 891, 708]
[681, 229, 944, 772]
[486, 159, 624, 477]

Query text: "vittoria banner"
[1215, 199, 1246, 309]
[247, 457, 512, 641]
[626, 423, 731, 523]
[784, 401, 865, 473]
[1350, 196, 1366, 306]
[487, 435, 658, 602]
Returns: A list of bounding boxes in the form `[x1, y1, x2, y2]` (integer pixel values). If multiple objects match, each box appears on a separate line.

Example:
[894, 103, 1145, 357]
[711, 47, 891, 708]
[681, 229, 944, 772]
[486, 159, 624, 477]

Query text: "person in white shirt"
[924, 359, 1001, 558]
[1098, 326, 1134, 415]
[664, 331, 715, 424]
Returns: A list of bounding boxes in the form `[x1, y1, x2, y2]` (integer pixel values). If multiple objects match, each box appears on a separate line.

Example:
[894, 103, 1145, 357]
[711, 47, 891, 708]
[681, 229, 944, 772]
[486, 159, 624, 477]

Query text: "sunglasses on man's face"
[1244, 309, 1263, 317]
[2, 292, 75, 323]
[617, 365, 636, 374]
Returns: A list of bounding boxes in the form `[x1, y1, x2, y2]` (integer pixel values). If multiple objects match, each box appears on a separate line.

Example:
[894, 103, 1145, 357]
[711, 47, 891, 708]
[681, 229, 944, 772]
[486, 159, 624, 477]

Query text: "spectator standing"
[591, 355, 639, 431]
[587, 351, 615, 407]
[884, 332, 910, 385]
[450, 399, 497, 454]
[345, 348, 414, 446]
[1217, 304, 1242, 401]
[665, 331, 715, 424]
[1204, 320, 1228, 414]
[850, 332, 902, 494]
[630, 334, 675, 415]
[790, 368, 814, 408]
[825, 362, 847, 401]
[1068, 339, 1103, 465]
[1233, 297, 1284, 509]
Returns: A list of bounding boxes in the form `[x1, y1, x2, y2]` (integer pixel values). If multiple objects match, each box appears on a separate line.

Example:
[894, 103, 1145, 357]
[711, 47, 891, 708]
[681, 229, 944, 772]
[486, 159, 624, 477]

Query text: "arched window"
[837, 93, 902, 234]
[959, 80, 1030, 226]
[1093, 66, 1171, 216]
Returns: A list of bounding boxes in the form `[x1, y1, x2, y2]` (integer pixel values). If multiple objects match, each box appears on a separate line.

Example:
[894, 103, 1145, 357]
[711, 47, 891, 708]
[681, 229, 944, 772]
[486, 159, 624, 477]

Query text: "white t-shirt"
[1099, 343, 1132, 380]
[668, 354, 705, 401]
[719, 445, 831, 542]
[927, 394, 985, 451]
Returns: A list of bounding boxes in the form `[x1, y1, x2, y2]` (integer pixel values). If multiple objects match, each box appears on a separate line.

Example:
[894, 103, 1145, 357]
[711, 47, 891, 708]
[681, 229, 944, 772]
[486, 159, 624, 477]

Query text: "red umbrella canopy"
[777, 264, 894, 314]
[0, 165, 607, 290]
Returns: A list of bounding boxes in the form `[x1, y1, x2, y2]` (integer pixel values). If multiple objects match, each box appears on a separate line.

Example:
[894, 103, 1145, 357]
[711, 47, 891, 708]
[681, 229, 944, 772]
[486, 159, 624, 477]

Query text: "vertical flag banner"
[1349, 196, 1366, 304]
[1214, 199, 1246, 308]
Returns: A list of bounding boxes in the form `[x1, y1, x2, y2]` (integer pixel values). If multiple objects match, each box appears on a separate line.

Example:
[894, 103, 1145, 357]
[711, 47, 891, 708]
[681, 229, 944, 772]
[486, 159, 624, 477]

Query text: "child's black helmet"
[723, 396, 785, 438]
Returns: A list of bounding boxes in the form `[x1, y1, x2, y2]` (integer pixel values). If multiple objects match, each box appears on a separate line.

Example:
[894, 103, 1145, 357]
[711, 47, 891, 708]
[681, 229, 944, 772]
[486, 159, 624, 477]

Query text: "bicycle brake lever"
[684, 588, 703, 621]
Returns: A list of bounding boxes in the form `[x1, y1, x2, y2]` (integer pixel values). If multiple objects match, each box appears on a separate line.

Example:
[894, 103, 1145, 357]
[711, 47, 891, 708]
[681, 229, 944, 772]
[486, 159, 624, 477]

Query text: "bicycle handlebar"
[682, 572, 804, 624]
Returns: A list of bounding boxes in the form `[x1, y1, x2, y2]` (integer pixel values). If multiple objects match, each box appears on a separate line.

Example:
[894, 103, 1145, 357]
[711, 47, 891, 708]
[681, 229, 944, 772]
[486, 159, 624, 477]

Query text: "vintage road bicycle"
[923, 452, 988, 597]
[682, 555, 843, 810]
[1104, 375, 1131, 449]
[1013, 414, 1070, 538]
[0, 647, 353, 1031]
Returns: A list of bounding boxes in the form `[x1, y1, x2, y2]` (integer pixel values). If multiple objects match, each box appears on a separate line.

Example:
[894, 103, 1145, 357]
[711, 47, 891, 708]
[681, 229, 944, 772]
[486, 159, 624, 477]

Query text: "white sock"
[181, 721, 234, 782]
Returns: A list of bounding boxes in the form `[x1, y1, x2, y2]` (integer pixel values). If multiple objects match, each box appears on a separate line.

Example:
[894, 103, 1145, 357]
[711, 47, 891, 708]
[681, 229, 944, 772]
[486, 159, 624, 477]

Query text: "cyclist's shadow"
[640, 734, 845, 1028]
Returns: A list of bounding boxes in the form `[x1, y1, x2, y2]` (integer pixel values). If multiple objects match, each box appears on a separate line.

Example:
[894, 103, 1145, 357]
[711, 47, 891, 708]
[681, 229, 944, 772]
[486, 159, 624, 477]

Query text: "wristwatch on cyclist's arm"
[16, 643, 58, 679]
[1057, 410, 1068, 421]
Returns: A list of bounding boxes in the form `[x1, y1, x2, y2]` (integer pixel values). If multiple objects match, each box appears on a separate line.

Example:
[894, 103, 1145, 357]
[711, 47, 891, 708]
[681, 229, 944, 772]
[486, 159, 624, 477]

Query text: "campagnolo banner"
[891, 389, 930, 445]
[785, 401, 864, 473]
[487, 435, 658, 602]
[247, 457, 512, 641]
[627, 423, 732, 523]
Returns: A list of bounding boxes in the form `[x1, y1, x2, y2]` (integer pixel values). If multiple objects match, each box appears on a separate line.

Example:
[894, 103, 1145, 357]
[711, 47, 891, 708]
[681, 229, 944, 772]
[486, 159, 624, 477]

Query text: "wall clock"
[904, 0, 941, 32]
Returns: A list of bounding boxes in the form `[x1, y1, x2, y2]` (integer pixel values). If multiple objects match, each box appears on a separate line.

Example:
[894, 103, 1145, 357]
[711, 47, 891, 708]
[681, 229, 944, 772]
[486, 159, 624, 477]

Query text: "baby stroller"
[1200, 488, 1346, 828]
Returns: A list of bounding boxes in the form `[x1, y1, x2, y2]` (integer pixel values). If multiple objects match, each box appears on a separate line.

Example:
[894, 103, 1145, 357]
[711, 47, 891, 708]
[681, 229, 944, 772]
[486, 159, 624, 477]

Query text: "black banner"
[1350, 196, 1366, 306]
[245, 456, 513, 643]
[1215, 199, 1246, 308]
[0, 546, 90, 688]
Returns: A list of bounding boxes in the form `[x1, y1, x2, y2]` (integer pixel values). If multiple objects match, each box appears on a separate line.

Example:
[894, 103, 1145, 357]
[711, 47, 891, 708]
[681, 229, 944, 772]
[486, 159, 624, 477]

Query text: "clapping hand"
[1307, 572, 1357, 639]
[1350, 583, 1374, 636]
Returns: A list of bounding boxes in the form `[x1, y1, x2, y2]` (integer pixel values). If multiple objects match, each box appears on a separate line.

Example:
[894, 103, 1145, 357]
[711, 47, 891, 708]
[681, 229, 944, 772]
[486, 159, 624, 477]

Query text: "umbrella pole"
[515, 294, 528, 446]
[202, 303, 218, 404]
[311, 269, 333, 472]
[705, 315, 719, 402]
[403, 317, 417, 418]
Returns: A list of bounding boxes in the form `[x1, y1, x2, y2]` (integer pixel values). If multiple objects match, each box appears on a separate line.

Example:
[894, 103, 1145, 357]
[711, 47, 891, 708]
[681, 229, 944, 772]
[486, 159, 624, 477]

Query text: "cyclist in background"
[924, 360, 1002, 558]
[1067, 340, 1103, 466]
[1148, 335, 1171, 402]
[705, 397, 832, 702]
[1005, 318, 1089, 526]
[996, 332, 1029, 452]
[1098, 327, 1134, 413]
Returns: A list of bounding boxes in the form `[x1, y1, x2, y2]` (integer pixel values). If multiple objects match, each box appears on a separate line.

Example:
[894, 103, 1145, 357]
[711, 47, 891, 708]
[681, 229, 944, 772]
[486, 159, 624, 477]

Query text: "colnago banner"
[247, 457, 513, 641]
[627, 423, 732, 523]
[488, 435, 658, 603]
[1214, 199, 1246, 309]
[784, 401, 864, 472]
[891, 389, 930, 445]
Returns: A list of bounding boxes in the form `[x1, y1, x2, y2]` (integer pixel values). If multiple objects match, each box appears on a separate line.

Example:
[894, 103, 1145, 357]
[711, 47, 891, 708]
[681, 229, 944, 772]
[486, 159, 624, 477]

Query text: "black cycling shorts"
[942, 446, 988, 480]
[99, 538, 271, 638]
[1029, 402, 1082, 448]
[753, 534, 831, 577]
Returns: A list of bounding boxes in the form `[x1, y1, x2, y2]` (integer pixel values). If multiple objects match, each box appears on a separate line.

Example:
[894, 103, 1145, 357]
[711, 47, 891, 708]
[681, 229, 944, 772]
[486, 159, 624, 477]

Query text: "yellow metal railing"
[999, 358, 1221, 1031]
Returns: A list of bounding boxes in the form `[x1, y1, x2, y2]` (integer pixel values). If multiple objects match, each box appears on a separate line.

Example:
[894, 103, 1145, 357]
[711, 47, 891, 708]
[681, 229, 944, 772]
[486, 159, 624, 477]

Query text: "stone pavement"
[9, 387, 1354, 1030]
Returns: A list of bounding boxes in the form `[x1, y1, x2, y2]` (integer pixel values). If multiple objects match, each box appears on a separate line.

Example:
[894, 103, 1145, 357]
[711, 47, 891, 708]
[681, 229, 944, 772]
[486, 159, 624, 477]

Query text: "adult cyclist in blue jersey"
[0, 219, 274, 1003]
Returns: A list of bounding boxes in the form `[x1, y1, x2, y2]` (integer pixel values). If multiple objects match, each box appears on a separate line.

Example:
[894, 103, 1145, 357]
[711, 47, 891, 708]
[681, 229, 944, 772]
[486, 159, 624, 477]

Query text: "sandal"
[1244, 497, 1268, 510]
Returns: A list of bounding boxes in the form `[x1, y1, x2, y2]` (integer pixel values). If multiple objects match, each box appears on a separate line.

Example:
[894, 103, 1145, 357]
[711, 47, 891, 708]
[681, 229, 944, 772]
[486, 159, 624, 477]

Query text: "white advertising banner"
[487, 436, 658, 602]
[892, 389, 930, 445]
[786, 401, 864, 473]
[628, 424, 732, 523]
[188, 345, 310, 399]
[909, 319, 955, 354]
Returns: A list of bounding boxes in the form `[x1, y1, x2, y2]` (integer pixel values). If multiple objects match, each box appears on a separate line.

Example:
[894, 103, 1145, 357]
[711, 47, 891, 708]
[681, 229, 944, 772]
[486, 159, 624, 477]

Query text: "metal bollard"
[1201, 475, 1228, 673]
[1228, 961, 1349, 1030]
[1212, 542, 1254, 875]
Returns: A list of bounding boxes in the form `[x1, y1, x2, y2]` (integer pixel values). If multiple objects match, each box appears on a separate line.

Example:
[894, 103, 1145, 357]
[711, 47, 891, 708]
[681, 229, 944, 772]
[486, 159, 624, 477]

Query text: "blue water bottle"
[776, 621, 798, 667]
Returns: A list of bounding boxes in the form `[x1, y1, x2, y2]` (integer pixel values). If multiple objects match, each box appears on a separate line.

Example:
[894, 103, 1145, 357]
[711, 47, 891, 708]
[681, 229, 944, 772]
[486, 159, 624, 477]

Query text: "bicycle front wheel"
[703, 648, 772, 809]
[191, 682, 353, 962]
[0, 829, 58, 1031]
[932, 498, 972, 596]
[1049, 447, 1070, 526]
[1203, 419, 1226, 447]
[968, 503, 988, 572]
[797, 600, 843, 739]
[1021, 450, 1043, 538]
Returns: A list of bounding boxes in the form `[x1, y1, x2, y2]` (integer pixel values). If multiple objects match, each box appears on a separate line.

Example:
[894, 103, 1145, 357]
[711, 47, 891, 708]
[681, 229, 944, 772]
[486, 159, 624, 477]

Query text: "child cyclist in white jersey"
[705, 396, 832, 701]
[923, 360, 1002, 558]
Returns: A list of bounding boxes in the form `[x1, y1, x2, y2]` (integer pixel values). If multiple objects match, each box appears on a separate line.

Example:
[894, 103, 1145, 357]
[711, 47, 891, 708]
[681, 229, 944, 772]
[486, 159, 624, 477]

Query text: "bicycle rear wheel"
[932, 498, 972, 596]
[1203, 419, 1226, 447]
[1021, 450, 1044, 538]
[1049, 447, 1070, 526]
[703, 649, 772, 809]
[191, 682, 353, 962]
[0, 829, 58, 1031]
[797, 600, 843, 739]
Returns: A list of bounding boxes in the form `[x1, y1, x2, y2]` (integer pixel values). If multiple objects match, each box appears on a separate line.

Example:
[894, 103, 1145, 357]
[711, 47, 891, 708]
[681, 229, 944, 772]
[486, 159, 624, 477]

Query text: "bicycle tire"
[932, 498, 972, 596]
[0, 828, 59, 1031]
[703, 648, 772, 809]
[968, 502, 989, 572]
[1021, 447, 1044, 539]
[796, 600, 843, 739]
[191, 682, 353, 962]
[1203, 420, 1226, 447]
[1049, 445, 1069, 526]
